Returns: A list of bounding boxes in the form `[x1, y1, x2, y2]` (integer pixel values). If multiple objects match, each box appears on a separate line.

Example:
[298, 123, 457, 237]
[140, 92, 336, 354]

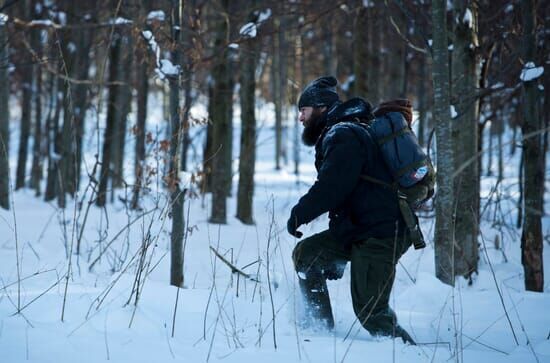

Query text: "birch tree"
[451, 1, 480, 278]
[432, 0, 455, 286]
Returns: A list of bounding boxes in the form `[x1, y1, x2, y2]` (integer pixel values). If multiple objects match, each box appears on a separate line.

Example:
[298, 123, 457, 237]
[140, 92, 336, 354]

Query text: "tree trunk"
[112, 34, 132, 188]
[44, 61, 62, 202]
[29, 24, 43, 195]
[15, 0, 33, 190]
[169, 0, 185, 287]
[367, 0, 382, 105]
[353, 5, 369, 99]
[386, 5, 406, 98]
[180, 0, 194, 172]
[131, 35, 149, 210]
[451, 1, 480, 278]
[236, 9, 259, 225]
[0, 3, 9, 210]
[97, 35, 122, 207]
[72, 28, 92, 191]
[520, 0, 544, 292]
[272, 18, 282, 171]
[432, 0, 455, 286]
[202, 84, 214, 194]
[209, 0, 231, 224]
[417, 56, 427, 147]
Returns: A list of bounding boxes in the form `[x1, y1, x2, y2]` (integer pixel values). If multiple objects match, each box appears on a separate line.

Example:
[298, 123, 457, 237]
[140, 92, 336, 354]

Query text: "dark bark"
[272, 18, 282, 171]
[15, 62, 32, 190]
[202, 85, 214, 194]
[209, 0, 231, 224]
[236, 9, 259, 225]
[353, 6, 369, 99]
[0, 2, 9, 209]
[131, 38, 149, 210]
[417, 56, 427, 147]
[367, 0, 382, 105]
[97, 35, 122, 207]
[169, 0, 185, 287]
[112, 34, 132, 188]
[520, 0, 544, 292]
[29, 25, 43, 195]
[44, 66, 62, 202]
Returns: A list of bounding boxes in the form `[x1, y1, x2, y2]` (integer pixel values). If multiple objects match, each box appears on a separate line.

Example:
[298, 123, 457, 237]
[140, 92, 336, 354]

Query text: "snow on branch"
[142, 30, 180, 80]
[520, 62, 544, 82]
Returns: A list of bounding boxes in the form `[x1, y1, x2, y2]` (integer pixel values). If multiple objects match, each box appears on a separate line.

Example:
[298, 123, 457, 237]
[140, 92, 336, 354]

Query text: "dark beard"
[301, 109, 327, 146]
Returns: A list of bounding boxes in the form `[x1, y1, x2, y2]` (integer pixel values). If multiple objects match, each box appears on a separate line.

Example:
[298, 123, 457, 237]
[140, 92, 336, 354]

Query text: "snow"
[256, 8, 271, 23]
[142, 30, 179, 80]
[448, 44, 454, 51]
[1, 88, 550, 363]
[463, 8, 474, 28]
[239, 22, 257, 38]
[110, 17, 132, 25]
[450, 105, 457, 118]
[147, 10, 165, 22]
[0, 13, 8, 25]
[428, 39, 433, 47]
[57, 11, 66, 25]
[30, 19, 54, 26]
[155, 59, 180, 79]
[520, 62, 544, 82]
[505, 4, 514, 13]
[228, 43, 239, 49]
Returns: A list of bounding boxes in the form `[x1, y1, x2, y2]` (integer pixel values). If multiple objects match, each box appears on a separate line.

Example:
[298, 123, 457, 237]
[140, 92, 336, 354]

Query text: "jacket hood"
[325, 98, 374, 127]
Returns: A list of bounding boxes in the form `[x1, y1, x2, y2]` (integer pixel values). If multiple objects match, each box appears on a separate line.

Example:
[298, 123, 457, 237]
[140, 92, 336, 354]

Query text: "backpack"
[357, 99, 436, 249]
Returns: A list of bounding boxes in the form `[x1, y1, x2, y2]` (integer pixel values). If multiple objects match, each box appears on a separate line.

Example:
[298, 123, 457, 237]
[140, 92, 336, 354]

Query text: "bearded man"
[288, 76, 415, 344]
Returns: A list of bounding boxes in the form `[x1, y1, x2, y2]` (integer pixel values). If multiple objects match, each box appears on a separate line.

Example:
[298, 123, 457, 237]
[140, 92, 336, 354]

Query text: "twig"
[171, 287, 180, 338]
[462, 334, 509, 355]
[209, 246, 259, 282]
[88, 208, 156, 271]
[479, 228, 519, 345]
[266, 198, 277, 350]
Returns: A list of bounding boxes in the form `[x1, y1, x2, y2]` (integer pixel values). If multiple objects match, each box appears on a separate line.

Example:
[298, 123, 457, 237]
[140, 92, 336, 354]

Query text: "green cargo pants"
[292, 229, 411, 337]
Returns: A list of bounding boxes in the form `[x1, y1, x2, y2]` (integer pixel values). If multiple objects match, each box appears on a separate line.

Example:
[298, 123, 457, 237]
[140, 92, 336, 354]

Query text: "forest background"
[0, 0, 548, 362]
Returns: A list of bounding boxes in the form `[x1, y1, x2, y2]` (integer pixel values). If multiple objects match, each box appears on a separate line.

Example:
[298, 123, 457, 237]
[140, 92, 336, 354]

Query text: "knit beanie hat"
[298, 76, 340, 109]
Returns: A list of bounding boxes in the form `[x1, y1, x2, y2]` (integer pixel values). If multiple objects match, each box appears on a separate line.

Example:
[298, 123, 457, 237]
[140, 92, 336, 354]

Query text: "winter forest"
[0, 0, 549, 362]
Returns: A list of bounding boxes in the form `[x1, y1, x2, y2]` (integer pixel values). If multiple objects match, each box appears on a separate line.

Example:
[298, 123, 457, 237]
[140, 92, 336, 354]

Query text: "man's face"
[299, 106, 327, 146]
[298, 106, 315, 126]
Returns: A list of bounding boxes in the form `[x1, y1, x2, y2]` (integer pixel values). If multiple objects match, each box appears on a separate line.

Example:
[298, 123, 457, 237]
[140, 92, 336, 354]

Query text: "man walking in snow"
[287, 76, 415, 344]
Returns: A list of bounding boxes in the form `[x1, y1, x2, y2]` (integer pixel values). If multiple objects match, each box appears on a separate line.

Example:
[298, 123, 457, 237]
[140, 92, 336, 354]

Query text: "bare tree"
[15, 0, 33, 190]
[432, 0, 455, 286]
[97, 31, 123, 207]
[451, 0, 480, 278]
[353, 4, 368, 98]
[131, 0, 151, 210]
[168, 0, 185, 287]
[236, 5, 260, 225]
[209, 0, 232, 224]
[520, 0, 544, 292]
[0, 0, 9, 209]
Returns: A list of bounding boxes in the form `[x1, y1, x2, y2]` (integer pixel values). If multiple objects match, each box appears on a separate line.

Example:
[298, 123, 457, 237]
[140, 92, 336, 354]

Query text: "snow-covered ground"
[0, 94, 549, 362]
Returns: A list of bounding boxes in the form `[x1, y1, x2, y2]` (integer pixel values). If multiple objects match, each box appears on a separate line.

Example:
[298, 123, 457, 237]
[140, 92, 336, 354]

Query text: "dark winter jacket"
[291, 98, 405, 246]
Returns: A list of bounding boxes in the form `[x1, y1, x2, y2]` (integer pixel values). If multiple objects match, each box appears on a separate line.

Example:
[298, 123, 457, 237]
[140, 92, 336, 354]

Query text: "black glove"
[287, 213, 303, 238]
[323, 262, 346, 280]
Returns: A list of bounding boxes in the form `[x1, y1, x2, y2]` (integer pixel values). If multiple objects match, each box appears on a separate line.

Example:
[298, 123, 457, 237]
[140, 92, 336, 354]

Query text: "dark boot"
[298, 272, 334, 330]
